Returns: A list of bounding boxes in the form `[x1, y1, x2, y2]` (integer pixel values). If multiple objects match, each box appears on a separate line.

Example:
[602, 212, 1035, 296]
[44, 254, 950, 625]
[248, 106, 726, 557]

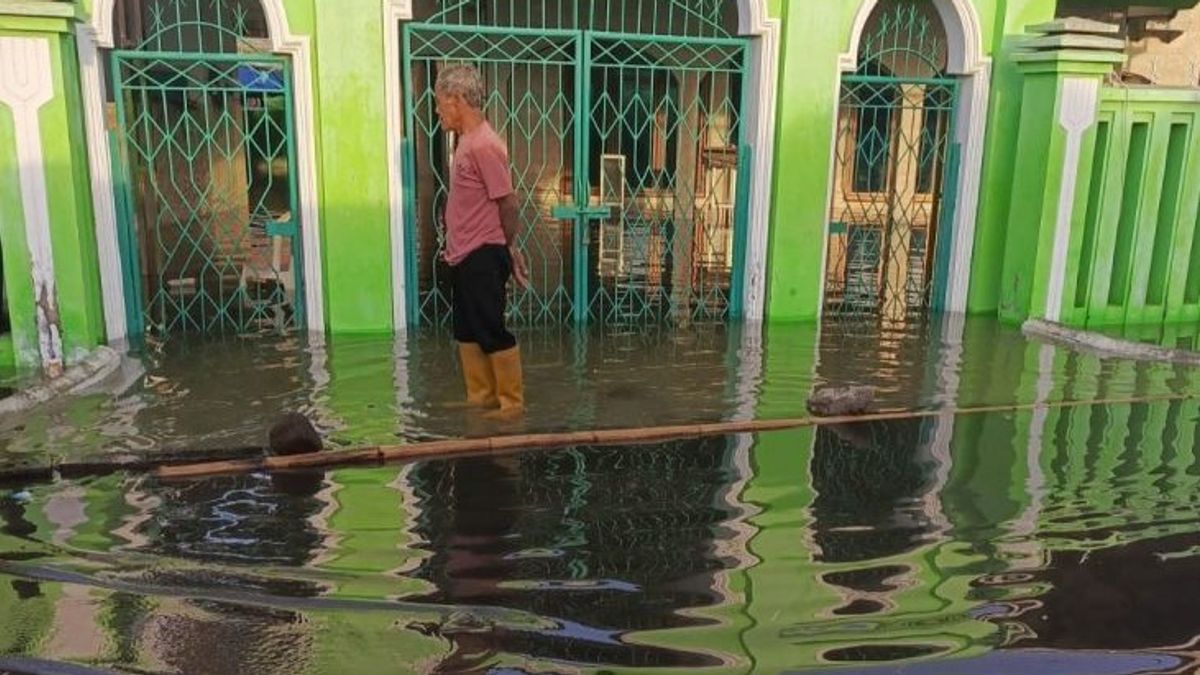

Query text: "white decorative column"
[384, 0, 414, 331]
[75, 24, 128, 343]
[0, 37, 64, 375]
[1043, 77, 1100, 322]
[738, 7, 783, 322]
[943, 61, 991, 314]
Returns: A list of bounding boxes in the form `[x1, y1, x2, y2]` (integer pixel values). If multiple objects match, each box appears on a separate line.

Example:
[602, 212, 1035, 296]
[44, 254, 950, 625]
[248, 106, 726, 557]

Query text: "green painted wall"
[764, 0, 841, 322]
[0, 102, 39, 370]
[311, 0, 393, 333]
[996, 62, 1064, 322]
[282, 0, 315, 35]
[967, 0, 1060, 314]
[43, 33, 105, 357]
[0, 21, 104, 369]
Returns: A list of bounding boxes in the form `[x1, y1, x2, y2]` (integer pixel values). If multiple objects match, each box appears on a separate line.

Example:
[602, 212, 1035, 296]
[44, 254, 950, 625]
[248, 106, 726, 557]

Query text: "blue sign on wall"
[237, 65, 285, 92]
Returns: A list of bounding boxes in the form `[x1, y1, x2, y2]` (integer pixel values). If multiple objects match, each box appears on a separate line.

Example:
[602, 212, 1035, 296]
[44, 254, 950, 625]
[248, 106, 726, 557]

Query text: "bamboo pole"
[155, 392, 1195, 480]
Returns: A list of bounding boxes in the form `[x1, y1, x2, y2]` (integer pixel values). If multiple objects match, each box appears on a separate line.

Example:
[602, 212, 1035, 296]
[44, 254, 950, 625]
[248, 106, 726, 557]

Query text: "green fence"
[1063, 87, 1200, 328]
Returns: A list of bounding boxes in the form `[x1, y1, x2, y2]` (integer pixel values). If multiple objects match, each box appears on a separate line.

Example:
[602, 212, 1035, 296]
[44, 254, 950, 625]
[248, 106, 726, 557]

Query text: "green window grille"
[112, 0, 269, 51]
[414, 0, 738, 37]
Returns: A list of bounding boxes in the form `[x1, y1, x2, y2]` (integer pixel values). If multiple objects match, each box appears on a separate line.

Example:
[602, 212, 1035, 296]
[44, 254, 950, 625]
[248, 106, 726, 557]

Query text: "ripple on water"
[1, 318, 1199, 672]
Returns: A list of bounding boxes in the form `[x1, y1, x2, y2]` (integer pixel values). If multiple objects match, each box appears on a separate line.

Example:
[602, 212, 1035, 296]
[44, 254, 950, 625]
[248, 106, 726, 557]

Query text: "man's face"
[435, 92, 463, 133]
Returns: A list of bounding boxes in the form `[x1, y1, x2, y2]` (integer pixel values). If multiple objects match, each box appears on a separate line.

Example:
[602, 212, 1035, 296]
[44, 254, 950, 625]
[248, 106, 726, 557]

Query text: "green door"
[110, 0, 303, 336]
[402, 1, 751, 327]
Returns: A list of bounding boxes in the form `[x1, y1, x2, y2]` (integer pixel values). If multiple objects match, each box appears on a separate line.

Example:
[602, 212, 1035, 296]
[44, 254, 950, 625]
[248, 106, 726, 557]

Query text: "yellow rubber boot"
[484, 346, 524, 419]
[457, 342, 498, 408]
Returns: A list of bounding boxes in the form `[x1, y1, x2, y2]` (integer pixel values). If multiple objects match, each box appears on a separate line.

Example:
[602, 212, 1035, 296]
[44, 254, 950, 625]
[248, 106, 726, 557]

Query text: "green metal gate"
[402, 0, 750, 326]
[111, 0, 303, 336]
[824, 1, 960, 321]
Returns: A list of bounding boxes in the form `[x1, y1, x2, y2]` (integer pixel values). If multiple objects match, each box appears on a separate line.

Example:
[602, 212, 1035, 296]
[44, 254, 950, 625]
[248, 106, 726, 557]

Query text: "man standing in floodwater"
[435, 64, 529, 418]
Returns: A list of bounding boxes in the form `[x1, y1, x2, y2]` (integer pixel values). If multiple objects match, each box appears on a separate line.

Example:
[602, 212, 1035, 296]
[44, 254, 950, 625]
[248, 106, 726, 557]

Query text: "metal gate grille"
[824, 1, 959, 321]
[402, 0, 749, 327]
[404, 27, 580, 325]
[414, 0, 736, 35]
[586, 34, 746, 323]
[111, 0, 303, 336]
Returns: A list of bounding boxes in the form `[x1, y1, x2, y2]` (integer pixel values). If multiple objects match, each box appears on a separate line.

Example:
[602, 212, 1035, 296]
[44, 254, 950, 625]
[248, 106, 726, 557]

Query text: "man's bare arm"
[499, 193, 522, 246]
[498, 193, 529, 287]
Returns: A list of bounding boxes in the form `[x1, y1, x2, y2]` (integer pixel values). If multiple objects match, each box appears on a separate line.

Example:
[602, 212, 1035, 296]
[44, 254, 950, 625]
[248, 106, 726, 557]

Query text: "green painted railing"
[1063, 87, 1200, 328]
[0, 0, 77, 19]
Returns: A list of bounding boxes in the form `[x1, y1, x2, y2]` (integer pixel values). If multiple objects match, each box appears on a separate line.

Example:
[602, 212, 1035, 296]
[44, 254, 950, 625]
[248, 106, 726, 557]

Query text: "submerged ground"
[0, 316, 1198, 673]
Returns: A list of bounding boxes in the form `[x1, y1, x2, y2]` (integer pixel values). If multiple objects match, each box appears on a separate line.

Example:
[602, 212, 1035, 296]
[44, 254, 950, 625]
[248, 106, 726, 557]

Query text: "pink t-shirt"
[444, 122, 514, 266]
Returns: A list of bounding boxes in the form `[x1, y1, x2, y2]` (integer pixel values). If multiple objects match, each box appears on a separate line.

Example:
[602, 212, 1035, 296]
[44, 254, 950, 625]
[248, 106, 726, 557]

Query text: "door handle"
[266, 220, 298, 237]
[551, 204, 612, 221]
[579, 205, 612, 220]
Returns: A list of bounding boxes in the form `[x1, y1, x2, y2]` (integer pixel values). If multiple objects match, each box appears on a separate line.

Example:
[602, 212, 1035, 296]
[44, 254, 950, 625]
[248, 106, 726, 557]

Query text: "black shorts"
[452, 244, 517, 354]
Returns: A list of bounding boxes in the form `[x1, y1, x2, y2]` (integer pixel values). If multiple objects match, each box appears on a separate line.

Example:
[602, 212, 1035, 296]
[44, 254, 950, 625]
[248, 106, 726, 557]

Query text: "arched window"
[847, 1, 949, 195]
[827, 0, 958, 319]
[410, 0, 739, 37]
[109, 0, 302, 334]
[114, 0, 269, 52]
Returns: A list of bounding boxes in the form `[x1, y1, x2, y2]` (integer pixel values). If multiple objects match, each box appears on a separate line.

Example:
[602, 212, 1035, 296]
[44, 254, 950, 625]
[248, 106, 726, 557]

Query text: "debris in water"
[268, 412, 324, 456]
[807, 386, 876, 417]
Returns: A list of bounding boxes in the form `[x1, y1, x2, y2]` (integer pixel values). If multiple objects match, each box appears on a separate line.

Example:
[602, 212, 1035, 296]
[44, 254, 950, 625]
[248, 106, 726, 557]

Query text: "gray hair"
[435, 64, 485, 110]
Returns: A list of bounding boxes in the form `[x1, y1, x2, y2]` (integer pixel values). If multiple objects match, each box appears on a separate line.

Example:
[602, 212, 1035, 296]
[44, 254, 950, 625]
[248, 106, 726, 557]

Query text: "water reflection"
[4, 316, 1200, 474]
[810, 420, 942, 564]
[403, 440, 745, 669]
[140, 471, 328, 566]
[1, 316, 1200, 672]
[0, 391, 1198, 671]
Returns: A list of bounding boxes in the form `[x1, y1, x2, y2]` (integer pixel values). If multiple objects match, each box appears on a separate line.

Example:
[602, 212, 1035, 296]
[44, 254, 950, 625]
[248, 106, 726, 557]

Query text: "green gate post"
[766, 0, 839, 323]
[998, 20, 1124, 325]
[966, 0, 1061, 316]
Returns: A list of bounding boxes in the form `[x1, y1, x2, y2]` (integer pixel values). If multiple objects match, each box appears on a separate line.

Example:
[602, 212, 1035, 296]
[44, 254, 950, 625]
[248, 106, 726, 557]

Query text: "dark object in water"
[807, 386, 875, 417]
[268, 413, 323, 456]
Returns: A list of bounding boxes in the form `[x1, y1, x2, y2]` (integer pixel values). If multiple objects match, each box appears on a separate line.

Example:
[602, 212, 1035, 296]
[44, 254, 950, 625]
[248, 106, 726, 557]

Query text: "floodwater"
[0, 316, 1199, 673]
[1, 316, 1198, 471]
